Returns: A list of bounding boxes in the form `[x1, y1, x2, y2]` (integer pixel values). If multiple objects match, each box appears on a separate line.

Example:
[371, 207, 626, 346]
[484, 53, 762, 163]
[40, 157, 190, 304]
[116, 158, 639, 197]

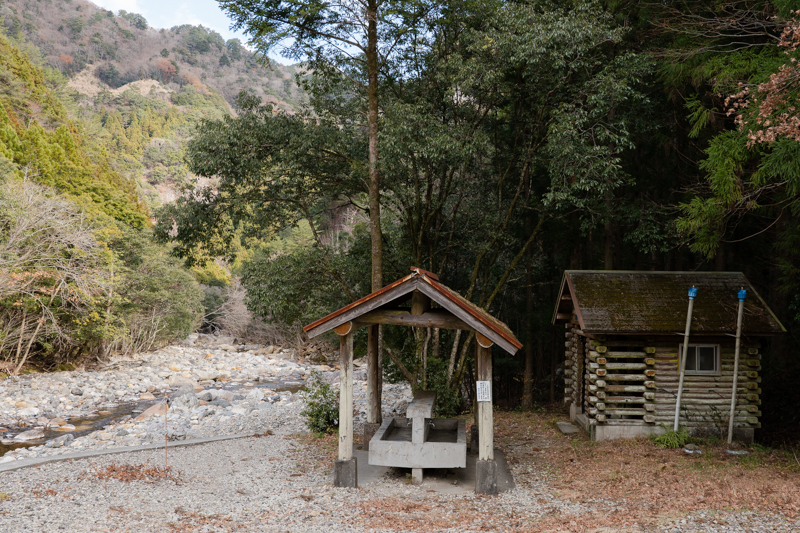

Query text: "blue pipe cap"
[688, 287, 698, 300]
[738, 289, 747, 301]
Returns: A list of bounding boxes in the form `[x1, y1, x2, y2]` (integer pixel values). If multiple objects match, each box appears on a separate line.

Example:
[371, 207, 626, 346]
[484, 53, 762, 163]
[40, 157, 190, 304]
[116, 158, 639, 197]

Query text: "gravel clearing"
[0, 432, 796, 532]
[1, 338, 797, 532]
[1, 337, 411, 463]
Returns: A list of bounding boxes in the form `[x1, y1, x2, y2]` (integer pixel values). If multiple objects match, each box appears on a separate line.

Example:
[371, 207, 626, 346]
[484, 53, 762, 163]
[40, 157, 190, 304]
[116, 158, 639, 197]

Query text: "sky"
[89, 0, 286, 62]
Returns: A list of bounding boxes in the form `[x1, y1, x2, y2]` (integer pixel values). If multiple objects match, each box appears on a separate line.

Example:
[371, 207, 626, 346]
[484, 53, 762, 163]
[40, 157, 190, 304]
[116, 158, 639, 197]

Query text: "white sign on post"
[476, 381, 491, 402]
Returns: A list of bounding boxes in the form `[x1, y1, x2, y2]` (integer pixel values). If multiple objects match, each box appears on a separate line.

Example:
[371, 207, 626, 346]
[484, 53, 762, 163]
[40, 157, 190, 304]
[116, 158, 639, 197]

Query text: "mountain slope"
[0, 0, 308, 208]
[0, 0, 305, 111]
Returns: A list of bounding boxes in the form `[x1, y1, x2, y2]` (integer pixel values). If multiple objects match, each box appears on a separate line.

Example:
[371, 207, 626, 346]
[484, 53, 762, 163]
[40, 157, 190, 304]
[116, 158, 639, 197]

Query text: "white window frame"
[678, 344, 720, 376]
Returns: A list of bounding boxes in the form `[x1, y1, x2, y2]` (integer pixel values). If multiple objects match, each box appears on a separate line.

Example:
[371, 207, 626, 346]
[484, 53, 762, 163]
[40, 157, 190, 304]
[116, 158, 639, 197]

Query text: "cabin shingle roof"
[553, 271, 785, 335]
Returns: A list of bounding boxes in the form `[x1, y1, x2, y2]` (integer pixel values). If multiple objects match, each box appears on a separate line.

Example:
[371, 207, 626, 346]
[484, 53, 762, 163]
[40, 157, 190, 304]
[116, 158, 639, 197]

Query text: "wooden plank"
[356, 308, 473, 330]
[605, 362, 647, 370]
[306, 279, 419, 338]
[367, 324, 381, 425]
[603, 374, 649, 382]
[476, 343, 493, 461]
[603, 384, 646, 393]
[606, 351, 646, 358]
[338, 331, 354, 461]
[603, 397, 647, 404]
[416, 282, 518, 355]
[604, 408, 647, 416]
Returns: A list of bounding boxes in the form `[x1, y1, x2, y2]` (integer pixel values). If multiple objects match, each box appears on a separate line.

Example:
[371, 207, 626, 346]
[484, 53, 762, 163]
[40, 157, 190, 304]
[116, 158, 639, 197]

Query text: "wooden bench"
[369, 390, 466, 485]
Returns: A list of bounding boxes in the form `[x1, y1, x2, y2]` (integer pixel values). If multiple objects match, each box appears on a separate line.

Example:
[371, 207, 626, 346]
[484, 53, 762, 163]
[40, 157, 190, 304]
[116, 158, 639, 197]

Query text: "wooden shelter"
[303, 267, 521, 493]
[553, 271, 785, 442]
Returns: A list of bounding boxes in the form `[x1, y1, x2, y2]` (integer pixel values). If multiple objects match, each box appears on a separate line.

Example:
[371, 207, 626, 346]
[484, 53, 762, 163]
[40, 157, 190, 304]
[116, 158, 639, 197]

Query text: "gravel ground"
[1, 337, 796, 532]
[0, 432, 796, 532]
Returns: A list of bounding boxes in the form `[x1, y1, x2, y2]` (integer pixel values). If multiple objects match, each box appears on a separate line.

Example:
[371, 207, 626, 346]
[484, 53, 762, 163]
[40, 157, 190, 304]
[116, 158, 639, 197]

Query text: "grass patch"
[651, 426, 691, 449]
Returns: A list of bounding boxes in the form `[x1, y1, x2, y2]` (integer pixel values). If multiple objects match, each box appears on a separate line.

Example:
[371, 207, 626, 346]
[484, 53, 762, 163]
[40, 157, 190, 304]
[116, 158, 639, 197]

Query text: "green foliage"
[119, 10, 148, 30]
[107, 226, 205, 351]
[226, 39, 243, 61]
[299, 371, 339, 434]
[240, 246, 355, 329]
[180, 26, 225, 55]
[651, 426, 691, 449]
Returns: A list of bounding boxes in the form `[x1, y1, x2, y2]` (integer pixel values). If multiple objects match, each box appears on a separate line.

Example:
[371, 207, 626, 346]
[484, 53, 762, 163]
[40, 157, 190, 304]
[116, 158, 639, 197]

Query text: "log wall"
[563, 331, 761, 436]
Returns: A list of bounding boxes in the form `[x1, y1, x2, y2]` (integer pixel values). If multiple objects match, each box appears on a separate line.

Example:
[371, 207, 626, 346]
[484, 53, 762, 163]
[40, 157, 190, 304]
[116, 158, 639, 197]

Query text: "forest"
[2, 0, 800, 444]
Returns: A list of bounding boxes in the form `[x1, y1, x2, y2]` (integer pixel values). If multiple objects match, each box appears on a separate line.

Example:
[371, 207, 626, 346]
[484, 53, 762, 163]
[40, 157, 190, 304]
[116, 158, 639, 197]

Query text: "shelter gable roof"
[552, 271, 785, 335]
[303, 267, 522, 354]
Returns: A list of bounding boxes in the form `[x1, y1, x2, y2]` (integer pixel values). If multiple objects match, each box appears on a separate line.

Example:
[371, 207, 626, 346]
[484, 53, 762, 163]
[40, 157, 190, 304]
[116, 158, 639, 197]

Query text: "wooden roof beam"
[356, 309, 472, 330]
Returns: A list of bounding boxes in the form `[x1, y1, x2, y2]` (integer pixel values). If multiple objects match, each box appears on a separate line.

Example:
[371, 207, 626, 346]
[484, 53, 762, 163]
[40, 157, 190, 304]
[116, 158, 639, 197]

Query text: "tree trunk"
[521, 247, 534, 409]
[367, 0, 382, 292]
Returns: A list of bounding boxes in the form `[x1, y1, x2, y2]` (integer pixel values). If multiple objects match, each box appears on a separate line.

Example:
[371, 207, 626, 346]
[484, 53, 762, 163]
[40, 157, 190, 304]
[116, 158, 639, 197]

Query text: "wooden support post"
[364, 324, 382, 449]
[367, 324, 381, 424]
[337, 323, 354, 461]
[476, 334, 493, 462]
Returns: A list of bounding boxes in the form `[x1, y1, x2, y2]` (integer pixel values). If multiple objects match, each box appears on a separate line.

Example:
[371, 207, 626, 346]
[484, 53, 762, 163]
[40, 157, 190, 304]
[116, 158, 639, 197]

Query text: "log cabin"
[553, 271, 785, 443]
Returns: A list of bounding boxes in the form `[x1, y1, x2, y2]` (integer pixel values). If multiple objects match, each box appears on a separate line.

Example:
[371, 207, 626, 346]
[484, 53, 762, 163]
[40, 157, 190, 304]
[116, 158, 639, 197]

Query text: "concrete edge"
[0, 432, 265, 473]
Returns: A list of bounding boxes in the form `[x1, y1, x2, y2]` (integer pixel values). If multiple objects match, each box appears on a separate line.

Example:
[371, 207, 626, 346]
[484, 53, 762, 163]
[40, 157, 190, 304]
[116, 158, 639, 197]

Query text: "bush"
[300, 371, 339, 434]
[651, 426, 690, 449]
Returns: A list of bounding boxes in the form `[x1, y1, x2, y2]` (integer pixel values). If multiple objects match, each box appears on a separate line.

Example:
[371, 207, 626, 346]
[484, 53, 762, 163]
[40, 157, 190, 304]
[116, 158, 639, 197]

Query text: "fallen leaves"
[92, 463, 182, 484]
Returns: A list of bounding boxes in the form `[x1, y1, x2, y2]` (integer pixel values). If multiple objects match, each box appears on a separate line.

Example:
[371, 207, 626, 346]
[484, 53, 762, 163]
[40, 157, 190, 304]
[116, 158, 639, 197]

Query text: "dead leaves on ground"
[92, 463, 182, 484]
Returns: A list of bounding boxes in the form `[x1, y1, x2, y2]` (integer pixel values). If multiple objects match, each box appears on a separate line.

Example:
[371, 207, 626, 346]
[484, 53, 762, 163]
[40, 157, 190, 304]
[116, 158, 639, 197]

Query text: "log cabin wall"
[563, 332, 761, 442]
[563, 323, 583, 410]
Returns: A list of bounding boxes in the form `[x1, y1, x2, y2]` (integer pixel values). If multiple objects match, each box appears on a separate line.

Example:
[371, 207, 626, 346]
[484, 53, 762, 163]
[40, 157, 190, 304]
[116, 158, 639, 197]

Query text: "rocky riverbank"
[0, 335, 411, 463]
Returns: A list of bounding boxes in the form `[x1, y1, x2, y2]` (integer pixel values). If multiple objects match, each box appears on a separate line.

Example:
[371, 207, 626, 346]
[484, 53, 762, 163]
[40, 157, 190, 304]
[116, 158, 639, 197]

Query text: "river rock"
[216, 390, 235, 402]
[71, 387, 83, 396]
[45, 434, 74, 448]
[139, 392, 156, 400]
[135, 401, 168, 421]
[171, 393, 199, 412]
[195, 370, 219, 381]
[15, 428, 45, 441]
[18, 407, 40, 417]
[168, 375, 194, 387]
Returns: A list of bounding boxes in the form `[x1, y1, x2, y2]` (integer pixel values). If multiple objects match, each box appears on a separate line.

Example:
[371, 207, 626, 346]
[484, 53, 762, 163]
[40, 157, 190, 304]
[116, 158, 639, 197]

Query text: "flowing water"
[0, 380, 304, 457]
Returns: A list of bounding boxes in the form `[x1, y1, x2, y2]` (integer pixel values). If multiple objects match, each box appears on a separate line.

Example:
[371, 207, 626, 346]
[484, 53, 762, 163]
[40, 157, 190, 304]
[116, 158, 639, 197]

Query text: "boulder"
[168, 375, 195, 388]
[215, 389, 235, 402]
[45, 434, 74, 448]
[15, 428, 45, 441]
[195, 369, 219, 381]
[171, 393, 199, 412]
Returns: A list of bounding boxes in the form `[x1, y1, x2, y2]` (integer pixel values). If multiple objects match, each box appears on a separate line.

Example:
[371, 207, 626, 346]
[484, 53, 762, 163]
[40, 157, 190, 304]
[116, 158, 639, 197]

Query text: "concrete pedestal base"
[412, 468, 423, 485]
[469, 425, 479, 455]
[333, 458, 358, 488]
[363, 423, 380, 451]
[475, 459, 498, 495]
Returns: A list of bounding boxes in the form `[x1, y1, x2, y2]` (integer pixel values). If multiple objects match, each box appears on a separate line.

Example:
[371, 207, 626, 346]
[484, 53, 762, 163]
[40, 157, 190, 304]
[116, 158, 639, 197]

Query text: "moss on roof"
[556, 271, 785, 335]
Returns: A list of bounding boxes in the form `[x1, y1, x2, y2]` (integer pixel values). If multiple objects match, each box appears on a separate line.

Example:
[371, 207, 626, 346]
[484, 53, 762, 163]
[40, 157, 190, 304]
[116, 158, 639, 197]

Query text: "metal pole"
[727, 288, 747, 445]
[674, 286, 698, 431]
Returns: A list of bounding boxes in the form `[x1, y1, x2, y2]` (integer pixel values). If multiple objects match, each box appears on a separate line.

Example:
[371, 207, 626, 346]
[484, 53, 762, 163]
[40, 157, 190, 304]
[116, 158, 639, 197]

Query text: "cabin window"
[679, 344, 720, 375]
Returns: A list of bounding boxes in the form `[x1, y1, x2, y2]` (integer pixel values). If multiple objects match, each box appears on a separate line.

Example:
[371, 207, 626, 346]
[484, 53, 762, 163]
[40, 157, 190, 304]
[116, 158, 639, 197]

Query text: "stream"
[0, 379, 304, 457]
